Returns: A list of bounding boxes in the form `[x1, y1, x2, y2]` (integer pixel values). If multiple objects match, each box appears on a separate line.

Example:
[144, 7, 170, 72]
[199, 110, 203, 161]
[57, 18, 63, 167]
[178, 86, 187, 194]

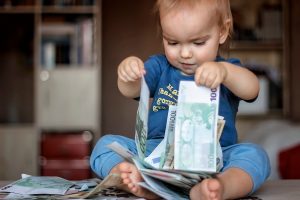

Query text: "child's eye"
[167, 41, 178, 46]
[194, 41, 206, 46]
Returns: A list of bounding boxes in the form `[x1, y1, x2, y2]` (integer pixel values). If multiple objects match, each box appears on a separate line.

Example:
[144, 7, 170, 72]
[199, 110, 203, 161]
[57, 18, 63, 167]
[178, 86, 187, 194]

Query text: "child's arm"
[117, 56, 146, 98]
[220, 62, 259, 100]
[195, 61, 259, 101]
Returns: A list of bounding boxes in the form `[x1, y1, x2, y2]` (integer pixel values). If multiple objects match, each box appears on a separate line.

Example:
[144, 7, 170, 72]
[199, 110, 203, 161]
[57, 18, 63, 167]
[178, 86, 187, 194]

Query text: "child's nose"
[180, 46, 192, 58]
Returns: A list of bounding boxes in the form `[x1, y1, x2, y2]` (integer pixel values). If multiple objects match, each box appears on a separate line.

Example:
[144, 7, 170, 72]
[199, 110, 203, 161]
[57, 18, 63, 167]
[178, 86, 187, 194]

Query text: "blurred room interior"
[0, 0, 299, 181]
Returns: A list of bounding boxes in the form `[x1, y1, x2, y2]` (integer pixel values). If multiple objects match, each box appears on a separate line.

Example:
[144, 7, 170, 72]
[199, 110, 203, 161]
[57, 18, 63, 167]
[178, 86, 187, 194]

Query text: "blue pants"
[90, 134, 270, 193]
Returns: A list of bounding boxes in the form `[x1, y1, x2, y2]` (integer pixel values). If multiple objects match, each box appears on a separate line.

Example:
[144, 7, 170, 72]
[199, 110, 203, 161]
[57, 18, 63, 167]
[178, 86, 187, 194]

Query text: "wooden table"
[1, 180, 300, 199]
[0, 181, 10, 199]
[252, 179, 300, 200]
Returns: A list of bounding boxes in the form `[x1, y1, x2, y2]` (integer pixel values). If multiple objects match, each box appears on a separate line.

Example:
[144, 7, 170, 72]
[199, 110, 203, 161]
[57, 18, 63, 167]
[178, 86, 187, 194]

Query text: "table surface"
[251, 179, 300, 200]
[1, 179, 300, 199]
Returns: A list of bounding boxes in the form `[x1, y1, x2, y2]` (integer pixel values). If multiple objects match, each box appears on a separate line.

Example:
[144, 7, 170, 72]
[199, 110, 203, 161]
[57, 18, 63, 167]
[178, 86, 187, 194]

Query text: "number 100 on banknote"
[174, 81, 220, 173]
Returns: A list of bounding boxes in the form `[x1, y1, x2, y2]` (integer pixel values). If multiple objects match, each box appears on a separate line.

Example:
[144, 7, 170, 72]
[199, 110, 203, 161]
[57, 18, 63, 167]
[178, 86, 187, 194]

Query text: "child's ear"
[219, 19, 231, 44]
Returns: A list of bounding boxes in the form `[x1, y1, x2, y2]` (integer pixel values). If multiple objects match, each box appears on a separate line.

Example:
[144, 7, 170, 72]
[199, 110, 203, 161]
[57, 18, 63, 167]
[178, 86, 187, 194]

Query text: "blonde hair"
[154, 0, 233, 38]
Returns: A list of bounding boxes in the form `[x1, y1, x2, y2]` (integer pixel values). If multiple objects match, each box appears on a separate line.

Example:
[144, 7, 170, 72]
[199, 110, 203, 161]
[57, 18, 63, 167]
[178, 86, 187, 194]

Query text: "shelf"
[40, 65, 97, 70]
[0, 6, 36, 13]
[230, 40, 283, 51]
[237, 109, 283, 120]
[41, 6, 98, 14]
[0, 5, 98, 14]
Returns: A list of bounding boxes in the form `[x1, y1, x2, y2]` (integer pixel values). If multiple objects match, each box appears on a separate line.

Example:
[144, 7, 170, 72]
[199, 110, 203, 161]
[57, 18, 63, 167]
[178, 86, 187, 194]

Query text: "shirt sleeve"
[143, 54, 166, 97]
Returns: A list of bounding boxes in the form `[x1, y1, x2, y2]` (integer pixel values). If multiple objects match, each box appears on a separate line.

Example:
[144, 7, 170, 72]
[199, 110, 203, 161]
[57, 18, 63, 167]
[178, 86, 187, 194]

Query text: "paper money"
[105, 80, 223, 199]
[0, 176, 74, 195]
[135, 76, 150, 160]
[174, 81, 220, 172]
[139, 168, 194, 189]
[66, 173, 122, 199]
[144, 137, 166, 168]
[162, 105, 177, 169]
[106, 141, 135, 162]
[132, 158, 189, 200]
[217, 116, 226, 141]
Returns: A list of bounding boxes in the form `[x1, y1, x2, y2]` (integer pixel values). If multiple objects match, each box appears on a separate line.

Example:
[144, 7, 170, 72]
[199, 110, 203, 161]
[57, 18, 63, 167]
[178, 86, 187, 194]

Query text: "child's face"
[160, 2, 228, 75]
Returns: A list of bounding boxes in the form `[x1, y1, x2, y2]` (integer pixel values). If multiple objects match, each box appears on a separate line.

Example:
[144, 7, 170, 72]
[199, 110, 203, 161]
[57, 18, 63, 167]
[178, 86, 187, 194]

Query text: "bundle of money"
[107, 79, 226, 200]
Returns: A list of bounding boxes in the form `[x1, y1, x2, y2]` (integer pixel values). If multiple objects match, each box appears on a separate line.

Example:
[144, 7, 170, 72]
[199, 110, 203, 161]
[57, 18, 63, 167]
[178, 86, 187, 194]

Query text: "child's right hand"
[118, 56, 146, 83]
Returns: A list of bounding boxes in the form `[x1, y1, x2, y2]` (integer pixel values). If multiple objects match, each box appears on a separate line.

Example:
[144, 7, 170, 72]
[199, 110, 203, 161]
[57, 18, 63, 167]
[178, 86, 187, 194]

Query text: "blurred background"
[0, 0, 299, 181]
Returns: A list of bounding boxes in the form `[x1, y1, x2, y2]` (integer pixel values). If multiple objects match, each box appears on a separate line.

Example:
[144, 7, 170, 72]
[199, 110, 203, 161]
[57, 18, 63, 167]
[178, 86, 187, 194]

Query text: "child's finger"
[205, 73, 217, 88]
[129, 58, 145, 78]
[210, 78, 221, 89]
[118, 67, 135, 82]
[198, 72, 208, 86]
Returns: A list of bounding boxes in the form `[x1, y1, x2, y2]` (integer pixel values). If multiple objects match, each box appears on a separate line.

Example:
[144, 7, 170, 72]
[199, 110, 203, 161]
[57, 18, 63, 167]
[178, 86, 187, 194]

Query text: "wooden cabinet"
[0, 0, 101, 180]
[37, 68, 99, 130]
[0, 126, 38, 180]
[285, 0, 300, 121]
[40, 131, 92, 180]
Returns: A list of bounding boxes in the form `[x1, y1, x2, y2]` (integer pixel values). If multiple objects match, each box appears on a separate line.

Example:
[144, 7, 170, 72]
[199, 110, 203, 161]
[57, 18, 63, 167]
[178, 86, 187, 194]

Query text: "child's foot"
[115, 162, 159, 199]
[190, 178, 224, 200]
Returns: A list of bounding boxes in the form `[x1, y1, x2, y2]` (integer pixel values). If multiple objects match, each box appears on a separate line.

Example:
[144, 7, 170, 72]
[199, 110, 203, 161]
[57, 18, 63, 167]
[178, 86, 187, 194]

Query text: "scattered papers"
[0, 176, 74, 195]
[66, 173, 123, 199]
[0, 175, 139, 199]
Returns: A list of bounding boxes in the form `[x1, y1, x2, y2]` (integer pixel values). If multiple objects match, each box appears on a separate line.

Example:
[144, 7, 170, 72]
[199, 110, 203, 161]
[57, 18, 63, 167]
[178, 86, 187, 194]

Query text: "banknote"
[139, 168, 194, 189]
[135, 76, 150, 160]
[144, 137, 166, 168]
[132, 158, 189, 200]
[0, 176, 74, 195]
[217, 116, 226, 141]
[162, 105, 177, 169]
[174, 81, 220, 172]
[67, 173, 123, 199]
[144, 105, 177, 169]
[106, 141, 135, 162]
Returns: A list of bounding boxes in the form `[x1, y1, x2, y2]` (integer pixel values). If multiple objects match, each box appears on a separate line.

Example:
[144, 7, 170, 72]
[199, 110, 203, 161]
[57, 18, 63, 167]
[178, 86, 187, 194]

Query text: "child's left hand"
[194, 61, 228, 89]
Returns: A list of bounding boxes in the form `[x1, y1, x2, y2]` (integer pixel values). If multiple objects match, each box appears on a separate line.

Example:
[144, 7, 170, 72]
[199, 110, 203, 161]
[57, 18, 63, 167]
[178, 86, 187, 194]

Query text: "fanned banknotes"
[107, 79, 225, 200]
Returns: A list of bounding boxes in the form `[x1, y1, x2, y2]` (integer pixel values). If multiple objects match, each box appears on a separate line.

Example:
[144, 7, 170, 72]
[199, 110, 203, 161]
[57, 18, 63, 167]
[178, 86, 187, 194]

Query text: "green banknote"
[174, 81, 219, 173]
[135, 76, 150, 160]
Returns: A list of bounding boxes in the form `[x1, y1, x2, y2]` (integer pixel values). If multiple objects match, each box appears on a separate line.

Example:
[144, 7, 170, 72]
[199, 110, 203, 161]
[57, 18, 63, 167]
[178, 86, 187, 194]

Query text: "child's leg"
[90, 134, 137, 179]
[90, 134, 162, 199]
[190, 143, 270, 200]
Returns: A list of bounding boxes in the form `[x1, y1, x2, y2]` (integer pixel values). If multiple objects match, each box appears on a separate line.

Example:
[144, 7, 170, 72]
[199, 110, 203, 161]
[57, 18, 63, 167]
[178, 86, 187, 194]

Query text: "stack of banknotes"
[107, 78, 225, 200]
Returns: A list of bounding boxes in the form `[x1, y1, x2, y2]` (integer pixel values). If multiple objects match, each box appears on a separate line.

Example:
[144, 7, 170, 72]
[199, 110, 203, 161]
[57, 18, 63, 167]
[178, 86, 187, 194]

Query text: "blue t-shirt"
[143, 54, 242, 147]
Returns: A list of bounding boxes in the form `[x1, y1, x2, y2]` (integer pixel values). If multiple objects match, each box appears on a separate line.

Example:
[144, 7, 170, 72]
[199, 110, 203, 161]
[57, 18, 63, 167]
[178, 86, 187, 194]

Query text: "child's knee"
[244, 143, 270, 192]
[95, 134, 116, 147]
[223, 143, 271, 193]
[242, 143, 271, 177]
[90, 134, 134, 179]
[90, 135, 117, 176]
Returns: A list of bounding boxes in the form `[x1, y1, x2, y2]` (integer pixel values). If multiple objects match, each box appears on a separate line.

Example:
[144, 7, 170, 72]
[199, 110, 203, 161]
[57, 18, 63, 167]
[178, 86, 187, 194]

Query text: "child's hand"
[118, 56, 146, 83]
[195, 61, 228, 89]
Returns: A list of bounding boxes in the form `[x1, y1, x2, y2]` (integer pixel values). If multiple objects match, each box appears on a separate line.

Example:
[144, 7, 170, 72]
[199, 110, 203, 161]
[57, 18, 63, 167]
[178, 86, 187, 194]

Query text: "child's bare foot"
[190, 178, 224, 200]
[111, 162, 159, 199]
